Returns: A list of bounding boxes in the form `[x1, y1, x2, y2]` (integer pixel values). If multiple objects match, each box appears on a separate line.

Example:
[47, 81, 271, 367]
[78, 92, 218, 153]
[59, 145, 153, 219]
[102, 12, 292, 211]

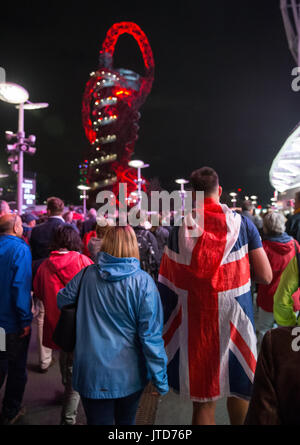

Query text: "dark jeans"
[81, 388, 144, 425]
[0, 331, 31, 419]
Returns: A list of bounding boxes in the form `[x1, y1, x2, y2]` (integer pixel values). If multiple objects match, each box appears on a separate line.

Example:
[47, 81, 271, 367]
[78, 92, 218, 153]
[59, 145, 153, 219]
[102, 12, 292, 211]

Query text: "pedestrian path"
[155, 392, 229, 425]
[0, 320, 233, 425]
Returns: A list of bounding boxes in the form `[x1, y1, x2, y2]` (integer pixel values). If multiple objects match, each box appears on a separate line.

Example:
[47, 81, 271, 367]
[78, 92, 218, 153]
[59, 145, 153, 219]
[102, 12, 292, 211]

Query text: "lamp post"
[128, 160, 149, 210]
[0, 81, 48, 214]
[77, 184, 91, 219]
[250, 195, 258, 207]
[175, 178, 189, 212]
[229, 192, 237, 208]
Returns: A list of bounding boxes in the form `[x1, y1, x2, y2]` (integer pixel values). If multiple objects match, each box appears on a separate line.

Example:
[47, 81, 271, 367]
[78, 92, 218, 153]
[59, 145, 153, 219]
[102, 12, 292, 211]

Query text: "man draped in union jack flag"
[158, 167, 272, 425]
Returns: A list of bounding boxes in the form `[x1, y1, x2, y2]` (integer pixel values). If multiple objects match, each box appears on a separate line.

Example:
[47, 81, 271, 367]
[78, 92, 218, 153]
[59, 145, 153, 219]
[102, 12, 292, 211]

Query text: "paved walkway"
[0, 320, 230, 425]
[1, 305, 258, 425]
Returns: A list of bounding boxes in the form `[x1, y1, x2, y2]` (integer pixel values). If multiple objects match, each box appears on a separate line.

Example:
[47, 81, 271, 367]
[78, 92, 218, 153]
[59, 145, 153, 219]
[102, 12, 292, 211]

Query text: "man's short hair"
[88, 208, 97, 218]
[242, 200, 253, 212]
[47, 197, 64, 216]
[0, 214, 17, 234]
[295, 191, 300, 203]
[190, 167, 219, 195]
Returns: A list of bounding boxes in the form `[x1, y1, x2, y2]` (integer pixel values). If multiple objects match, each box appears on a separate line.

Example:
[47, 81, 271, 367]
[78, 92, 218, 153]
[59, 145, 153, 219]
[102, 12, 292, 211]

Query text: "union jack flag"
[158, 198, 258, 402]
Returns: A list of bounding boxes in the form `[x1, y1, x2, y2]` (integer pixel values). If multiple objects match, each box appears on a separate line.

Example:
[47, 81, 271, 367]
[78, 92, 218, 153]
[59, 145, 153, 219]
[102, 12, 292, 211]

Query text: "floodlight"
[0, 82, 29, 104]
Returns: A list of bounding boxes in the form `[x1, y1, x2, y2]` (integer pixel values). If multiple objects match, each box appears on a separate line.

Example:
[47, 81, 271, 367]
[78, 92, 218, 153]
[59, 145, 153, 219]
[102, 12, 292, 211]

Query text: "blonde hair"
[100, 225, 140, 260]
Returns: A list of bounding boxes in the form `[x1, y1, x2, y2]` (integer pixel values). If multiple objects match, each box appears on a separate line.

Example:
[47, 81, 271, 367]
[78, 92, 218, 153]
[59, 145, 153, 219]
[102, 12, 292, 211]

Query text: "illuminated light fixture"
[116, 90, 131, 96]
[15, 101, 49, 110]
[270, 120, 300, 193]
[175, 179, 189, 211]
[92, 154, 117, 166]
[77, 184, 91, 218]
[229, 192, 237, 197]
[97, 115, 118, 126]
[128, 160, 148, 169]
[250, 195, 257, 200]
[0, 82, 29, 104]
[91, 176, 118, 189]
[77, 184, 91, 191]
[175, 178, 189, 185]
[5, 131, 16, 141]
[128, 160, 150, 209]
[99, 135, 117, 144]
[96, 97, 118, 108]
[0, 172, 8, 178]
[0, 82, 48, 214]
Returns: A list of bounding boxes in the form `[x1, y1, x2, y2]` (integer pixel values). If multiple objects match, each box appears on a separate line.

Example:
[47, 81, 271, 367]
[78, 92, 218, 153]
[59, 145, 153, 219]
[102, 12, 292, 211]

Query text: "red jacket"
[33, 250, 93, 349]
[257, 234, 300, 313]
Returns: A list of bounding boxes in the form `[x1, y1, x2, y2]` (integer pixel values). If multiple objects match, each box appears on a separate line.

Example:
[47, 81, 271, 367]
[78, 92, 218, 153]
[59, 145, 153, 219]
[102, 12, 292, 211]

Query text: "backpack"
[135, 229, 158, 279]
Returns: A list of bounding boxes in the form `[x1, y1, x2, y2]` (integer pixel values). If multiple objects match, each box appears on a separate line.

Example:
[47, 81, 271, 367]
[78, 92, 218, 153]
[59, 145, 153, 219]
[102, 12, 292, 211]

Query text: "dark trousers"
[81, 388, 144, 425]
[0, 331, 31, 419]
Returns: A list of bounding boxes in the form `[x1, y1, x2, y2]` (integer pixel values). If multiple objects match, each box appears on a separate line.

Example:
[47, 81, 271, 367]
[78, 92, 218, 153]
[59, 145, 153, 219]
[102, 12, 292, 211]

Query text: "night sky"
[0, 0, 299, 207]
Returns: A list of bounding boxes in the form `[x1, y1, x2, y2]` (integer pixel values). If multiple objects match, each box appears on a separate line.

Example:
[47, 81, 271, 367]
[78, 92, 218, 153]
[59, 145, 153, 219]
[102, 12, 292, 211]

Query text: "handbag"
[52, 266, 89, 352]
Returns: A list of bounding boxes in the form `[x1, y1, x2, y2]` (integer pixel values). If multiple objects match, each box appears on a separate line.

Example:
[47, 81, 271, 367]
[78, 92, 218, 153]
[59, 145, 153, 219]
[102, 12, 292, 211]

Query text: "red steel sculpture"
[81, 22, 155, 204]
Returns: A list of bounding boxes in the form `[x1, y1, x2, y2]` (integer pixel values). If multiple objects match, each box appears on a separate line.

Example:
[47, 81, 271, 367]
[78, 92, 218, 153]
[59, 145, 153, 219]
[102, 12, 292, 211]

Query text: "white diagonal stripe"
[222, 243, 248, 265]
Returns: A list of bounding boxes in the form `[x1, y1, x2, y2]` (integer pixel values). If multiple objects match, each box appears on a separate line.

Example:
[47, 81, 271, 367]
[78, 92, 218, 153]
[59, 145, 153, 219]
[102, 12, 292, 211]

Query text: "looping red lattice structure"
[81, 22, 154, 204]
[101, 21, 154, 79]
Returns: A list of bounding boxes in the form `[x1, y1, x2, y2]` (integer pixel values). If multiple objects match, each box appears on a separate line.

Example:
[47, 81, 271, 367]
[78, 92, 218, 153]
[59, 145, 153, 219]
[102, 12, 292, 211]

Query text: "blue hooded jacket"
[0, 235, 33, 333]
[57, 252, 169, 399]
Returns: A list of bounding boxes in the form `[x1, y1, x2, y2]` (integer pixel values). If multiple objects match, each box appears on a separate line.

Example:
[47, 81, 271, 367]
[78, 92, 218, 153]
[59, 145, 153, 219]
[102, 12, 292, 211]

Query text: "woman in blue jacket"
[57, 224, 168, 425]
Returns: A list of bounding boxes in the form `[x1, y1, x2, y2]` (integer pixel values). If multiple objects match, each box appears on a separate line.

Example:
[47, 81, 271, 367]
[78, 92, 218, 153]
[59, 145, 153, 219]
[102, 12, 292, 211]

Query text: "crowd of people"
[1, 167, 300, 425]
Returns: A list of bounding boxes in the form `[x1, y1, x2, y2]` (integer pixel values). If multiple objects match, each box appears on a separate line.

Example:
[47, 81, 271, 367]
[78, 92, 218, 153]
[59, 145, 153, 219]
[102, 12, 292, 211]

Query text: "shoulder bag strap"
[75, 266, 89, 308]
[293, 240, 300, 288]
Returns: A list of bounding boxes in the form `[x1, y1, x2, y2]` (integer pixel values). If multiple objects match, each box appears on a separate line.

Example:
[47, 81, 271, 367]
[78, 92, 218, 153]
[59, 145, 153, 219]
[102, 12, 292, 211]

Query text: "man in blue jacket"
[0, 214, 33, 425]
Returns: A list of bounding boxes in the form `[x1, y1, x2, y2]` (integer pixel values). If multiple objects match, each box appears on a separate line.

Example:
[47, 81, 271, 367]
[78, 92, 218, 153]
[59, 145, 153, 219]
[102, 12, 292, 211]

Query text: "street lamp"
[0, 82, 48, 215]
[0, 82, 29, 104]
[229, 192, 237, 208]
[250, 195, 258, 208]
[175, 178, 189, 212]
[77, 184, 91, 219]
[16, 101, 49, 110]
[128, 160, 149, 210]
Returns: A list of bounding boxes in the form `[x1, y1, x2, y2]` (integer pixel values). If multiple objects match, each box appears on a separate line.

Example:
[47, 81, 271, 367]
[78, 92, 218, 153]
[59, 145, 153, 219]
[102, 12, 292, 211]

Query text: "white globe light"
[128, 160, 145, 168]
[0, 82, 29, 104]
[175, 179, 189, 185]
[77, 185, 91, 191]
